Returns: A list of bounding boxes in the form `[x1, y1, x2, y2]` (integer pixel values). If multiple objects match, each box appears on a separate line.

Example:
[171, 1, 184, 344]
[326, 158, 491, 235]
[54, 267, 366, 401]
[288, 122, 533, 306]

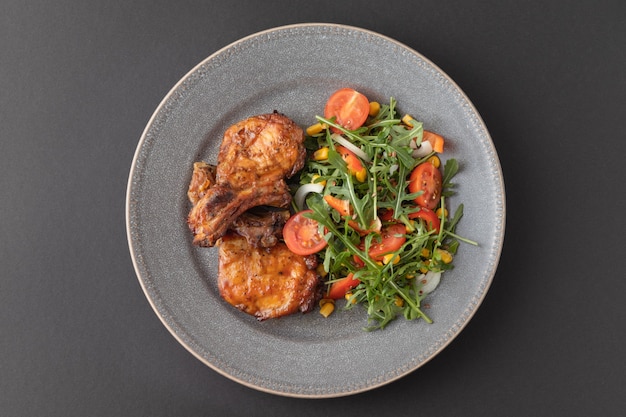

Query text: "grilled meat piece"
[230, 208, 290, 248]
[187, 161, 290, 248]
[187, 161, 216, 205]
[218, 233, 321, 320]
[188, 112, 306, 247]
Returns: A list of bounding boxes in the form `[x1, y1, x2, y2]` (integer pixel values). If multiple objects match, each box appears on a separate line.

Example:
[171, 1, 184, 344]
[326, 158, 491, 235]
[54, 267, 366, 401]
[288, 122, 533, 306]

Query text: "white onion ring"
[294, 183, 324, 210]
[419, 271, 442, 294]
[330, 133, 371, 162]
[411, 140, 433, 158]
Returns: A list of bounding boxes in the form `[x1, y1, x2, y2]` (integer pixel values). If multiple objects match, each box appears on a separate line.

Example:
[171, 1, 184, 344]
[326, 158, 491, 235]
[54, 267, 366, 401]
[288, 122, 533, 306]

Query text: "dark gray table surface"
[2, 1, 625, 415]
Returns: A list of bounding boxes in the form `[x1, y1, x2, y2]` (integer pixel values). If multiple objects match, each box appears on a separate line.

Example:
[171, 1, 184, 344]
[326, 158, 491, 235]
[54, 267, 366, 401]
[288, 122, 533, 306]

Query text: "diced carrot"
[323, 194, 351, 217]
[423, 130, 445, 153]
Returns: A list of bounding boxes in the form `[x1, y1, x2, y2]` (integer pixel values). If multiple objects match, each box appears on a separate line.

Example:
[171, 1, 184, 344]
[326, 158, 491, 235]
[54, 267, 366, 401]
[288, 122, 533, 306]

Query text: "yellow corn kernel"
[311, 174, 327, 186]
[420, 248, 431, 258]
[319, 298, 333, 307]
[436, 207, 448, 219]
[406, 274, 415, 279]
[316, 264, 328, 278]
[306, 122, 327, 136]
[369, 101, 381, 117]
[319, 301, 335, 317]
[402, 114, 415, 127]
[382, 253, 400, 265]
[394, 296, 404, 307]
[419, 260, 430, 274]
[437, 249, 453, 264]
[313, 147, 329, 161]
[428, 155, 441, 168]
[355, 167, 367, 183]
[345, 292, 357, 304]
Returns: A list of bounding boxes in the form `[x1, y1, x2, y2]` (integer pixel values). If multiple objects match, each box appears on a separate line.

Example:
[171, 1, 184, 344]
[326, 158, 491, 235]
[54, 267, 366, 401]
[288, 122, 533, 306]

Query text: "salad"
[284, 88, 476, 330]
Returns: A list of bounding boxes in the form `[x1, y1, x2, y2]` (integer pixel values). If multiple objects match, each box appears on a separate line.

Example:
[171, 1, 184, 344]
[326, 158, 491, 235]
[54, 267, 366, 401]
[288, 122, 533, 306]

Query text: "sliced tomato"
[328, 273, 361, 299]
[367, 223, 407, 260]
[324, 88, 370, 132]
[353, 223, 407, 266]
[408, 162, 442, 210]
[379, 208, 395, 222]
[283, 210, 327, 255]
[408, 207, 441, 233]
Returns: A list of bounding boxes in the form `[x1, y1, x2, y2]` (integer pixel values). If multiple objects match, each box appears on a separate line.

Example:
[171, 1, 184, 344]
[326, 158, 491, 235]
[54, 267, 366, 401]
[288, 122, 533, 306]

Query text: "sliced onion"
[294, 183, 324, 211]
[419, 271, 442, 295]
[389, 164, 399, 176]
[330, 133, 371, 163]
[411, 140, 433, 158]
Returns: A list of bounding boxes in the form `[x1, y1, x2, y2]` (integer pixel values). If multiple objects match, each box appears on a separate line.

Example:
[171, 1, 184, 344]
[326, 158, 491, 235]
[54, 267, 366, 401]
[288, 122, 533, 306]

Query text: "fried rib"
[187, 113, 306, 247]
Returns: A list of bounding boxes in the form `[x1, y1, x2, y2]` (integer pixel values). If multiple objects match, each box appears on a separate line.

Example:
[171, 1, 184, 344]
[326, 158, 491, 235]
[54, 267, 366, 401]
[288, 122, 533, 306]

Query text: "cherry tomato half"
[283, 210, 328, 256]
[408, 207, 441, 233]
[353, 223, 407, 266]
[328, 273, 361, 299]
[367, 223, 407, 260]
[408, 162, 442, 210]
[324, 88, 370, 132]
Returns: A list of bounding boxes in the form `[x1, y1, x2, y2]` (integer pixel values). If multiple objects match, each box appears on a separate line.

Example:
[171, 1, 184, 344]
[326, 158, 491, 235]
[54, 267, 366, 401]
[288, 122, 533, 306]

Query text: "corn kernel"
[306, 122, 327, 136]
[436, 207, 448, 218]
[402, 114, 415, 127]
[313, 147, 329, 161]
[316, 263, 328, 278]
[437, 249, 453, 264]
[394, 296, 404, 307]
[319, 298, 333, 307]
[355, 167, 367, 183]
[311, 174, 327, 186]
[382, 253, 400, 265]
[369, 101, 381, 117]
[319, 301, 335, 317]
[428, 155, 441, 168]
[420, 248, 431, 258]
[345, 292, 357, 304]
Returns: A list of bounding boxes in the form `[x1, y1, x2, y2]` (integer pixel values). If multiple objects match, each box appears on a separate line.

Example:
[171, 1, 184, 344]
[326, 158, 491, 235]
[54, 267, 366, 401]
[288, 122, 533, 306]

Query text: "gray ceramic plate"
[126, 23, 505, 398]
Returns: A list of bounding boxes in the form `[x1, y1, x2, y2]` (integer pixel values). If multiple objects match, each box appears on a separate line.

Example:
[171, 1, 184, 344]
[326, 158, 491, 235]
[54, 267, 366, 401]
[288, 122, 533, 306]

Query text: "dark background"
[2, 0, 625, 415]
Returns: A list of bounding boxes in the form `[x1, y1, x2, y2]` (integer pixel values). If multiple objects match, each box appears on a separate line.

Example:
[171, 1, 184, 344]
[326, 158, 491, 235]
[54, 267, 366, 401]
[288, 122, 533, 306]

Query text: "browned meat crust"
[218, 234, 321, 320]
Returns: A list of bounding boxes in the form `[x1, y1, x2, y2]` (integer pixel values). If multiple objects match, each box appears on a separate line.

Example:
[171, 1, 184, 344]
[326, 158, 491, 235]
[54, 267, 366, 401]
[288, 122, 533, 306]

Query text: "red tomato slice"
[408, 207, 441, 233]
[353, 223, 407, 266]
[408, 162, 443, 210]
[283, 210, 327, 255]
[379, 208, 395, 222]
[324, 88, 370, 132]
[328, 273, 361, 299]
[367, 223, 407, 260]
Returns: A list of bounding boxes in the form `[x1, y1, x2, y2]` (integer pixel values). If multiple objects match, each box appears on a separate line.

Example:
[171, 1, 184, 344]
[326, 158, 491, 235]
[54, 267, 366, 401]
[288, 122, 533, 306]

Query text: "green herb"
[297, 98, 476, 330]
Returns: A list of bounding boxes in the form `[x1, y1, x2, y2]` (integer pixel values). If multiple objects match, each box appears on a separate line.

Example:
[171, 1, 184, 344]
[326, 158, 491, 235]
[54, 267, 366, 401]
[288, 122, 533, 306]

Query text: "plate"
[126, 23, 505, 398]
